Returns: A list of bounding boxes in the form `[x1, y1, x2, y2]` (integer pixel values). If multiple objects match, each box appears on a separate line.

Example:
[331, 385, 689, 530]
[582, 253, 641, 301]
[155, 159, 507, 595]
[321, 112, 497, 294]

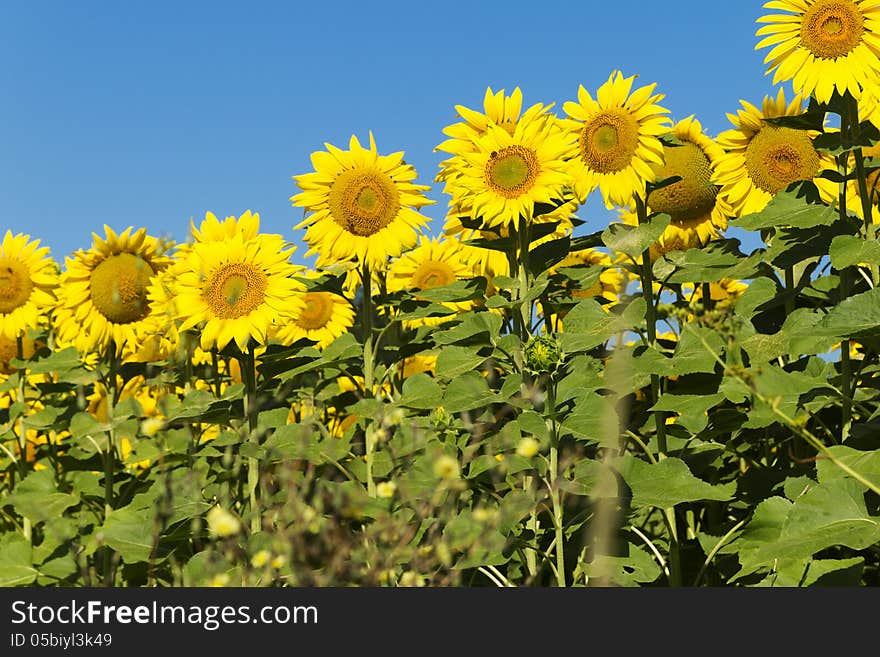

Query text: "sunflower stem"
[635, 193, 680, 587]
[837, 118, 854, 439]
[103, 341, 119, 586]
[546, 378, 566, 587]
[361, 261, 377, 497]
[241, 346, 261, 533]
[14, 336, 31, 543]
[847, 93, 880, 288]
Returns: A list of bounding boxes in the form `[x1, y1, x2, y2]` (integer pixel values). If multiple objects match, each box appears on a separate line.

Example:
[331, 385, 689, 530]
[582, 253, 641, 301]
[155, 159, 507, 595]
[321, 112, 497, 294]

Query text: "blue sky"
[1, 1, 779, 265]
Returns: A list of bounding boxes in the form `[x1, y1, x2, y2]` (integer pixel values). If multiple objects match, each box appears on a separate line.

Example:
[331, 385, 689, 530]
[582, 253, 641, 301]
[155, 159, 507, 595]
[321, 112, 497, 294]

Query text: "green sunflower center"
[296, 292, 334, 330]
[744, 126, 821, 195]
[0, 258, 34, 314]
[648, 142, 718, 222]
[205, 262, 267, 319]
[89, 253, 155, 324]
[580, 110, 641, 174]
[329, 168, 401, 237]
[411, 260, 456, 290]
[485, 146, 540, 198]
[801, 0, 864, 59]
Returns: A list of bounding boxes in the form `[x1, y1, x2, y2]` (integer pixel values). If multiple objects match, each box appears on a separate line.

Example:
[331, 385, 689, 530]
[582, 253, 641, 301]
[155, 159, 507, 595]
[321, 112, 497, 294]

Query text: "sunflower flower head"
[0, 231, 58, 341]
[755, 0, 880, 104]
[273, 271, 356, 350]
[291, 132, 435, 271]
[175, 232, 306, 352]
[563, 71, 671, 208]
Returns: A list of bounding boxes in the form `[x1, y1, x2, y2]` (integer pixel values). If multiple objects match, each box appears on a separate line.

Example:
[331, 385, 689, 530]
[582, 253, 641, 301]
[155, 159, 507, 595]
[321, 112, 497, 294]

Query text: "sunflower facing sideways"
[291, 133, 435, 271]
[273, 271, 356, 350]
[563, 70, 671, 208]
[620, 116, 735, 258]
[0, 231, 57, 341]
[387, 236, 475, 327]
[714, 88, 837, 218]
[54, 226, 171, 357]
[755, 0, 880, 104]
[175, 232, 305, 353]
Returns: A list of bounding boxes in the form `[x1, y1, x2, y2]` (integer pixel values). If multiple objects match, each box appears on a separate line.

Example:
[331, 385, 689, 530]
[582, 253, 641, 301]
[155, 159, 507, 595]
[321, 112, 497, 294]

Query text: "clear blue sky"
[1, 1, 777, 265]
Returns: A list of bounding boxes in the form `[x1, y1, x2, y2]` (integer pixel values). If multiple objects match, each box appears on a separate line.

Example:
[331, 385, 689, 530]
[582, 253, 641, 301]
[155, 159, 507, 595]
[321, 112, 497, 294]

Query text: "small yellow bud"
[399, 571, 425, 587]
[206, 506, 241, 538]
[376, 481, 397, 498]
[251, 549, 271, 569]
[209, 573, 230, 587]
[516, 436, 540, 458]
[433, 454, 460, 480]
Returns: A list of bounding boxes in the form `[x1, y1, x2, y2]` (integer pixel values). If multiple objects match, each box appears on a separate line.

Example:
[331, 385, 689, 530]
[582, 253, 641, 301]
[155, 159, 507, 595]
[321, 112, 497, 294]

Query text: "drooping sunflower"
[0, 231, 57, 341]
[291, 133, 435, 270]
[175, 232, 305, 352]
[755, 0, 880, 104]
[619, 116, 735, 257]
[563, 71, 671, 208]
[440, 111, 574, 231]
[53, 226, 171, 357]
[715, 88, 837, 218]
[387, 236, 475, 327]
[273, 272, 356, 349]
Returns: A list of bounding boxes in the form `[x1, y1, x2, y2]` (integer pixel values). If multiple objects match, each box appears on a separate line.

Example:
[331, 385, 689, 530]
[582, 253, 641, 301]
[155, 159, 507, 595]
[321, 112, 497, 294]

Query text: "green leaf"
[582, 540, 662, 587]
[433, 311, 502, 347]
[601, 215, 671, 258]
[673, 326, 724, 375]
[659, 239, 761, 284]
[0, 533, 37, 587]
[412, 277, 486, 303]
[558, 297, 645, 354]
[98, 506, 156, 563]
[829, 234, 880, 269]
[434, 345, 486, 380]
[816, 445, 880, 492]
[731, 190, 837, 231]
[527, 235, 570, 277]
[811, 287, 880, 338]
[399, 373, 443, 410]
[614, 454, 736, 509]
[731, 480, 880, 580]
[442, 371, 500, 413]
[764, 218, 859, 269]
[650, 393, 725, 434]
[559, 393, 618, 446]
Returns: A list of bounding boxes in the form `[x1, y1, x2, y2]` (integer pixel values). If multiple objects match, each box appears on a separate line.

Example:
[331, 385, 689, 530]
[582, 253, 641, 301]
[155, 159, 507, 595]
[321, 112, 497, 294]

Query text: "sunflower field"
[4, 0, 880, 589]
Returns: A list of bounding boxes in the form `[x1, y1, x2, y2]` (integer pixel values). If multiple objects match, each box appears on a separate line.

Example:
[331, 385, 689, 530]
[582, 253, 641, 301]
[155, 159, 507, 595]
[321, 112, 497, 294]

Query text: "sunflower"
[563, 71, 671, 208]
[683, 279, 749, 313]
[0, 231, 57, 341]
[175, 232, 305, 352]
[755, 0, 880, 104]
[440, 110, 573, 230]
[273, 272, 356, 349]
[387, 237, 475, 327]
[190, 209, 261, 244]
[715, 88, 837, 218]
[53, 226, 171, 357]
[291, 133, 435, 270]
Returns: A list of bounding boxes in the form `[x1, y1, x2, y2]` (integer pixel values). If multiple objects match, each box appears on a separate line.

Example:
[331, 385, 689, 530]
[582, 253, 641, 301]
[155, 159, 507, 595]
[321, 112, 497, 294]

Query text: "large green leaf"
[810, 287, 880, 339]
[613, 454, 735, 509]
[829, 234, 880, 269]
[816, 445, 880, 492]
[731, 190, 837, 231]
[0, 533, 37, 587]
[730, 480, 880, 580]
[442, 371, 500, 413]
[98, 506, 156, 564]
[601, 215, 670, 258]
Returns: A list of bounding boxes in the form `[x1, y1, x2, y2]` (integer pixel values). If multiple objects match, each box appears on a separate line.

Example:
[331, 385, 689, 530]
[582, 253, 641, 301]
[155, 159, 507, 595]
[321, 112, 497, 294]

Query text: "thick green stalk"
[634, 194, 679, 586]
[546, 380, 565, 587]
[241, 347, 261, 533]
[103, 341, 119, 585]
[836, 131, 854, 438]
[15, 336, 31, 543]
[361, 262, 377, 497]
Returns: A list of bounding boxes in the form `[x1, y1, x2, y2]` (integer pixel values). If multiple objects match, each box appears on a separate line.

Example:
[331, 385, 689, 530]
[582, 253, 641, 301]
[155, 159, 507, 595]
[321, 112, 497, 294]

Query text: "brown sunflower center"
[800, 0, 864, 59]
[0, 258, 34, 314]
[485, 145, 540, 198]
[328, 168, 401, 237]
[204, 262, 267, 319]
[411, 260, 456, 291]
[648, 142, 718, 222]
[296, 292, 335, 330]
[744, 126, 821, 194]
[580, 110, 640, 174]
[90, 253, 155, 324]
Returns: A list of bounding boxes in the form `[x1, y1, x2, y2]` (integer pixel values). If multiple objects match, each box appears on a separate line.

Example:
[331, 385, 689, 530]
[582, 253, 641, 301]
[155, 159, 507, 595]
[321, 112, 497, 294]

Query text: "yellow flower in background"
[626, 116, 734, 257]
[387, 237, 475, 327]
[563, 70, 671, 208]
[206, 505, 242, 538]
[440, 109, 573, 230]
[175, 232, 305, 352]
[755, 0, 880, 104]
[273, 272, 356, 349]
[715, 89, 837, 218]
[682, 278, 749, 312]
[53, 226, 171, 357]
[291, 132, 435, 270]
[0, 333, 39, 376]
[0, 231, 58, 341]
[190, 210, 261, 244]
